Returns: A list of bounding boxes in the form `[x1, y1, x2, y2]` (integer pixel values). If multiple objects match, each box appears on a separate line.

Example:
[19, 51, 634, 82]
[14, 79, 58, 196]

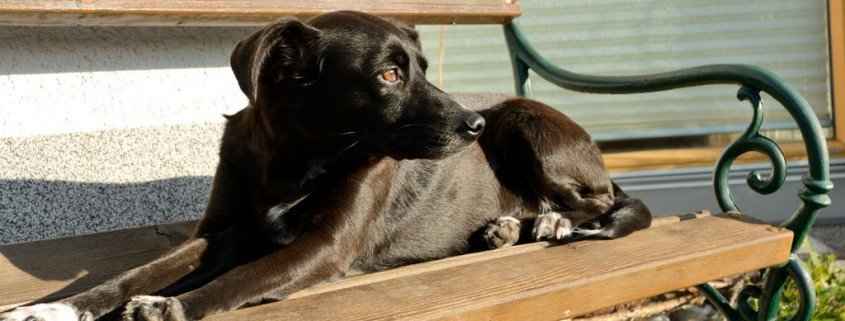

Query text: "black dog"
[1, 11, 650, 321]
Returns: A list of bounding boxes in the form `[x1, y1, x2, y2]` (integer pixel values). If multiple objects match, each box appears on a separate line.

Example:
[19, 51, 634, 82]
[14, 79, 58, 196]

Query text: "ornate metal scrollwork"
[503, 21, 833, 321]
[737, 284, 764, 320]
[714, 86, 787, 212]
[731, 255, 817, 321]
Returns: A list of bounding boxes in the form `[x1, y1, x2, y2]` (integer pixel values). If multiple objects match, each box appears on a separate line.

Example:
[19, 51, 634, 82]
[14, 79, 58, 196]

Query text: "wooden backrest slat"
[0, 0, 522, 26]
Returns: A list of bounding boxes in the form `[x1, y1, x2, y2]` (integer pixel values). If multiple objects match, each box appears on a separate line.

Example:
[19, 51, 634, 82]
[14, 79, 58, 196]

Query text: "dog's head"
[230, 11, 484, 160]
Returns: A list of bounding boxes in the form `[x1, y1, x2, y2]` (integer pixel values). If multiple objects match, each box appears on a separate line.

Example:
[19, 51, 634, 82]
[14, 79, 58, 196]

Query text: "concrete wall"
[0, 27, 255, 138]
[0, 27, 258, 243]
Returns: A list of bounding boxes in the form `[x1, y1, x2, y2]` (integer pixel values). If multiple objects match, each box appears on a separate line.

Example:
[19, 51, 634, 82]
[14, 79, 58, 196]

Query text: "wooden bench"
[0, 214, 791, 320]
[0, 1, 832, 320]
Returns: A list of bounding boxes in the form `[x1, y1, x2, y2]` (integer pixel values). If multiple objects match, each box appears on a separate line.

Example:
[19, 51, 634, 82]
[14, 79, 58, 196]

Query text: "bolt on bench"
[0, 1, 833, 320]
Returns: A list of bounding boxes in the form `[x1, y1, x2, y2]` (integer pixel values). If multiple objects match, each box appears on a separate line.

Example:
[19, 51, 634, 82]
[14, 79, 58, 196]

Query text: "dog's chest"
[351, 160, 509, 271]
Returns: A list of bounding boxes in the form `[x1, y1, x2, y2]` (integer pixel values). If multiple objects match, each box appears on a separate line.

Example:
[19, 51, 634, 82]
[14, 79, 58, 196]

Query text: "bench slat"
[0, 214, 790, 320]
[0, 221, 195, 311]
[0, 0, 521, 26]
[206, 215, 791, 320]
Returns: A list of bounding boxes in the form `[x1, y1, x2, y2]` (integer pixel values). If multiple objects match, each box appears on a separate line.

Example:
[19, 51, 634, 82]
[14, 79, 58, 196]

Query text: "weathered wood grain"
[284, 213, 710, 301]
[0, 215, 688, 310]
[0, 0, 522, 26]
[0, 220, 195, 311]
[0, 214, 789, 320]
[206, 215, 791, 320]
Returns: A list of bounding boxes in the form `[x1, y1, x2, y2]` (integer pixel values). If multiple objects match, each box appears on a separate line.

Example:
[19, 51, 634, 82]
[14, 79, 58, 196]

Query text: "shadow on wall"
[0, 176, 212, 244]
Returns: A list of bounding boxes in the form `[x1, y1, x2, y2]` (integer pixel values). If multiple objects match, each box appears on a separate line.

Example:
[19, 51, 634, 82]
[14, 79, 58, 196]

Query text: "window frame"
[832, 0, 845, 145]
[603, 0, 845, 173]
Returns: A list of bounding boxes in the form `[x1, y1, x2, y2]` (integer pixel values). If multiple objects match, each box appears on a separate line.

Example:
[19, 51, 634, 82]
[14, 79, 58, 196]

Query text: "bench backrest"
[0, 0, 521, 26]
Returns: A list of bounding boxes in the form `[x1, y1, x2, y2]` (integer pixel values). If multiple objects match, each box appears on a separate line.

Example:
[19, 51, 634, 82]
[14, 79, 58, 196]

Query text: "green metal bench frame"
[503, 21, 834, 321]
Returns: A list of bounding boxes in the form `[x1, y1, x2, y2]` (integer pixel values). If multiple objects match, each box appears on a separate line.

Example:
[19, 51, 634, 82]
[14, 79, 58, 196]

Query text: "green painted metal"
[503, 21, 832, 321]
[698, 283, 746, 320]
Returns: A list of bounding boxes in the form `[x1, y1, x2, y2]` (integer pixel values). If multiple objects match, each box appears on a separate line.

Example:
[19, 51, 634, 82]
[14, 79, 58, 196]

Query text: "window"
[417, 0, 834, 156]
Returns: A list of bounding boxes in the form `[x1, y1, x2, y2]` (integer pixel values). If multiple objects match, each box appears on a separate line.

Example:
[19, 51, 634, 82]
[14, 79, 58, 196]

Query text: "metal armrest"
[502, 21, 833, 321]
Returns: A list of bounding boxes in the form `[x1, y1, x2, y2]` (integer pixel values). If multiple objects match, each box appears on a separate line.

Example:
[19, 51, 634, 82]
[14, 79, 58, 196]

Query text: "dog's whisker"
[396, 123, 430, 130]
[330, 130, 360, 137]
[336, 136, 366, 158]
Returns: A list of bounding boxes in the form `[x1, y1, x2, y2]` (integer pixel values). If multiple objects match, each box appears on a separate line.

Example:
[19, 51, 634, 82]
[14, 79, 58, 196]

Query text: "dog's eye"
[379, 69, 400, 83]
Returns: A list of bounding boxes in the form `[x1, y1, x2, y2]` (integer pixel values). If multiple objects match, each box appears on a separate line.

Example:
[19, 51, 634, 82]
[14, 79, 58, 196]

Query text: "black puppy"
[1, 11, 650, 321]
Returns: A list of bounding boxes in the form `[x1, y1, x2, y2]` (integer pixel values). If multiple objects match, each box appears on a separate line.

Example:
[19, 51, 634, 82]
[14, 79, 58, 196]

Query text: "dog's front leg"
[0, 237, 210, 321]
[121, 223, 359, 321]
[0, 163, 253, 321]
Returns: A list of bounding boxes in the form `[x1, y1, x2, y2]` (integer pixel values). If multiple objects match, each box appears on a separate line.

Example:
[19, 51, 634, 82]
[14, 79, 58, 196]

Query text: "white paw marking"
[0, 303, 80, 321]
[532, 212, 573, 240]
[125, 295, 167, 309]
[123, 296, 168, 321]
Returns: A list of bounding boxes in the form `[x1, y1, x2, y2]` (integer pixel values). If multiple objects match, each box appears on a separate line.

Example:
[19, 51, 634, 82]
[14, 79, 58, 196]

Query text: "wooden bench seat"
[0, 214, 792, 319]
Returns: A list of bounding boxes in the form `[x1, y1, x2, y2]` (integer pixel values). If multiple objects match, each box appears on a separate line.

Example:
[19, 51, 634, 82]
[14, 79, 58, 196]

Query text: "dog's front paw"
[0, 303, 91, 321]
[532, 212, 573, 240]
[483, 216, 521, 249]
[123, 296, 188, 321]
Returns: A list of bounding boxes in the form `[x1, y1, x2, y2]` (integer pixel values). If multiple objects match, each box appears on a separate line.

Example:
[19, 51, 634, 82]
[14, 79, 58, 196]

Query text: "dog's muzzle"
[462, 113, 485, 136]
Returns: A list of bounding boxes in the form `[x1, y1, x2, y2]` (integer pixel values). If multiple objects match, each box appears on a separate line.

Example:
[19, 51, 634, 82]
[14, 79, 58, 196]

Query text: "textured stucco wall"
[0, 27, 259, 243]
[0, 26, 256, 138]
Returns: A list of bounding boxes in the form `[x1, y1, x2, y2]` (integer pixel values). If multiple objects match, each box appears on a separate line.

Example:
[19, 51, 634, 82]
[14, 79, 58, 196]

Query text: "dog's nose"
[462, 113, 485, 135]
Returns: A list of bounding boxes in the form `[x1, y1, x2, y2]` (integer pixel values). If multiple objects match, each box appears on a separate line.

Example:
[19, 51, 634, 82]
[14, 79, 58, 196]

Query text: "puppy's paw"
[0, 303, 90, 321]
[532, 212, 573, 241]
[123, 296, 188, 321]
[482, 216, 521, 249]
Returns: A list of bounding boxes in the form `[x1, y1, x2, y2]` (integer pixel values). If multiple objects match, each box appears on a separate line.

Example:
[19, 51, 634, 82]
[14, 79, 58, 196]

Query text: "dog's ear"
[230, 19, 322, 105]
[399, 25, 421, 49]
